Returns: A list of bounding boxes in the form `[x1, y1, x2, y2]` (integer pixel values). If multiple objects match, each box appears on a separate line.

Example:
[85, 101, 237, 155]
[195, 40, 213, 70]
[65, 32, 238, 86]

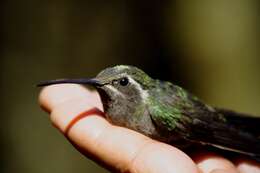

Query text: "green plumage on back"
[148, 81, 186, 132]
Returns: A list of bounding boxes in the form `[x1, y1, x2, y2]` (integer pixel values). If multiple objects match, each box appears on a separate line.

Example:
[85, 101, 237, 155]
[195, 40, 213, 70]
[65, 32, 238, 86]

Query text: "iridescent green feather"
[147, 80, 192, 132]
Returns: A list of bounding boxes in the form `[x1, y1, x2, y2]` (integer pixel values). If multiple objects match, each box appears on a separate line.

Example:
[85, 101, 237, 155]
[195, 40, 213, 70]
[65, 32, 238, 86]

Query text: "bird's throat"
[96, 88, 111, 113]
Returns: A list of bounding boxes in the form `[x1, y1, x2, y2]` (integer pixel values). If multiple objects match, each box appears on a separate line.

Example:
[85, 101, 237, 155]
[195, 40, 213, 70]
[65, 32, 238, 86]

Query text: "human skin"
[38, 84, 260, 173]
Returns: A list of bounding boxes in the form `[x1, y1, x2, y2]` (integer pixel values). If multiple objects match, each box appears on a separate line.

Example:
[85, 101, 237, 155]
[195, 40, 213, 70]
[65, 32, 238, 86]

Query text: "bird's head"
[38, 65, 155, 127]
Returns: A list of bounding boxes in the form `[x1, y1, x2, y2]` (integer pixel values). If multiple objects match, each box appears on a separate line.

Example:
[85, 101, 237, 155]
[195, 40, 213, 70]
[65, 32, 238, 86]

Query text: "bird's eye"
[119, 77, 129, 86]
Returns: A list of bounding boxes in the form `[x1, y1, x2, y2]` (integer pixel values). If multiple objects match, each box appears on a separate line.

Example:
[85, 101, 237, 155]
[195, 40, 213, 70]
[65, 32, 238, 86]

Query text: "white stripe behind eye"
[106, 85, 125, 98]
[127, 76, 149, 101]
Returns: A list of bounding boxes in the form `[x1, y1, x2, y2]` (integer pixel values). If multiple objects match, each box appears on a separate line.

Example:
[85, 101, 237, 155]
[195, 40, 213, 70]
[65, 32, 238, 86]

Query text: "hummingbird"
[38, 65, 260, 160]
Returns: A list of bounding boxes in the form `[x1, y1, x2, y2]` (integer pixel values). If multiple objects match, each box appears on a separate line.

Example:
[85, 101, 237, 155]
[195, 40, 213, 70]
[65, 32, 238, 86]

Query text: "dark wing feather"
[186, 105, 260, 159]
[215, 108, 260, 135]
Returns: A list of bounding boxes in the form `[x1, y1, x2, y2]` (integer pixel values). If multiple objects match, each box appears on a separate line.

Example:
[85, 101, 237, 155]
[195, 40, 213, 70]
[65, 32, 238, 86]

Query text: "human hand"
[38, 84, 260, 173]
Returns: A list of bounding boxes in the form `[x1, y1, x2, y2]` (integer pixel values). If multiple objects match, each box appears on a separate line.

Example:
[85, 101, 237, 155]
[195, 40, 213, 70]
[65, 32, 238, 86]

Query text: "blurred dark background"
[1, 1, 260, 173]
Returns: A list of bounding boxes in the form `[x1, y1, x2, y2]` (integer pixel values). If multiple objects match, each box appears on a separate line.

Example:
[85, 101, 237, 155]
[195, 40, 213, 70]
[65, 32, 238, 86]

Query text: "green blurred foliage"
[1, 1, 259, 173]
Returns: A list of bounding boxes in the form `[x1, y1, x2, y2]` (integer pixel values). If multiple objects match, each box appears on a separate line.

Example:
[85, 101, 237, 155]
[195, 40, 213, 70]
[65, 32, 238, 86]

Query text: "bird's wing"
[187, 112, 260, 157]
[215, 108, 260, 135]
[148, 83, 260, 159]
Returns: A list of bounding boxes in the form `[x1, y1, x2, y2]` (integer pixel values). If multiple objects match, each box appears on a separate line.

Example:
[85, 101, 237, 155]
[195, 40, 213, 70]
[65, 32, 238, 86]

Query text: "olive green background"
[2, 1, 260, 173]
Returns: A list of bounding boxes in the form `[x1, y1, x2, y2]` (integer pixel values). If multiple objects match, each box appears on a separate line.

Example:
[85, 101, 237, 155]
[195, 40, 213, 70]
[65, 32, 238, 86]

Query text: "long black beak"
[37, 78, 103, 87]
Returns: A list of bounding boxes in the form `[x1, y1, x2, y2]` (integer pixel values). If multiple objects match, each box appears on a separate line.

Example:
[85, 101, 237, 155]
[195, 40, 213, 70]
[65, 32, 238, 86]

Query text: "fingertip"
[38, 84, 102, 113]
[192, 151, 237, 173]
[234, 158, 260, 173]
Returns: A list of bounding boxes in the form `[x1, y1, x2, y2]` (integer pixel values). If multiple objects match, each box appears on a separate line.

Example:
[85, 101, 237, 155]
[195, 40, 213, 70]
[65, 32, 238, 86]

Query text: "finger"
[192, 151, 238, 173]
[39, 84, 103, 114]
[39, 84, 199, 173]
[234, 158, 260, 173]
